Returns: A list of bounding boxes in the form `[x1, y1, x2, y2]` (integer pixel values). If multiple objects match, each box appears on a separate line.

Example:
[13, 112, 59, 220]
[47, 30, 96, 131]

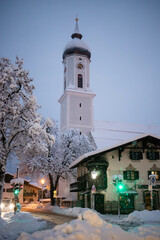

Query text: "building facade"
[70, 134, 160, 213]
[3, 173, 41, 204]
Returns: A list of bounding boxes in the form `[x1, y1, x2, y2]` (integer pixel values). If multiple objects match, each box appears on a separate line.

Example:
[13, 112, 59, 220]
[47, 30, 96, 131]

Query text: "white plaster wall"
[60, 95, 67, 131]
[64, 54, 90, 91]
[58, 177, 77, 200]
[105, 147, 160, 210]
[70, 95, 92, 125]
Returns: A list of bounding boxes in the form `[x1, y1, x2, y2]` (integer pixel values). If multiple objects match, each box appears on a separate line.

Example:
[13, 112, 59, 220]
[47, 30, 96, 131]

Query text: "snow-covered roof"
[92, 120, 160, 149]
[63, 18, 91, 60]
[70, 133, 160, 169]
[64, 38, 90, 53]
[10, 178, 24, 185]
[10, 177, 41, 189]
[5, 172, 14, 176]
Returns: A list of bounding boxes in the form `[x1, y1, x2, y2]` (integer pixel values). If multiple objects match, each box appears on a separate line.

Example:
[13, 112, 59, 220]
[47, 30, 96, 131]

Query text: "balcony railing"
[70, 181, 87, 192]
[23, 192, 37, 197]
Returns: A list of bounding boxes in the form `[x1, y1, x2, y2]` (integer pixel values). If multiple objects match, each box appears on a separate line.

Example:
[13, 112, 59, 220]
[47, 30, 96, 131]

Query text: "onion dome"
[63, 18, 91, 60]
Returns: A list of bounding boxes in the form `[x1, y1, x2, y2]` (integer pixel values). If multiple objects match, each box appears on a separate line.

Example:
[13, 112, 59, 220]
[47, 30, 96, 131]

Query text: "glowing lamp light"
[41, 179, 45, 185]
[91, 170, 98, 180]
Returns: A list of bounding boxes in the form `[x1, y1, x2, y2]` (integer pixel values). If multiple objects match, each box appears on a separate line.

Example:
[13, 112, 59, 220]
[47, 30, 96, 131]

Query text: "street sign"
[92, 185, 96, 194]
[149, 174, 156, 186]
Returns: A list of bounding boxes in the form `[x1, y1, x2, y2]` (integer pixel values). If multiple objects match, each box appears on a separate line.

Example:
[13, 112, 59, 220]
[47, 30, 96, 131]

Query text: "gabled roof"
[69, 134, 160, 169]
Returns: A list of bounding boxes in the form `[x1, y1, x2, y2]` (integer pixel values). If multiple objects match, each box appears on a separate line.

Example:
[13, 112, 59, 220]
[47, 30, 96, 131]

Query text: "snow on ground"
[1, 203, 160, 240]
[17, 208, 160, 240]
[25, 202, 160, 224]
[0, 211, 47, 240]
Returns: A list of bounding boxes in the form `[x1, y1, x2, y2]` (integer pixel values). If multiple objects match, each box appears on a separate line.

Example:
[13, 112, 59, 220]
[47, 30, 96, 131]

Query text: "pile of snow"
[45, 204, 90, 217]
[17, 209, 160, 240]
[24, 203, 44, 209]
[24, 202, 160, 223]
[0, 211, 47, 240]
[126, 210, 160, 223]
[110, 210, 160, 226]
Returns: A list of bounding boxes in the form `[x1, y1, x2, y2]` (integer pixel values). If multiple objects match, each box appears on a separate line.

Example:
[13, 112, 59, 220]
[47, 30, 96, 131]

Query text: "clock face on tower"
[77, 63, 84, 69]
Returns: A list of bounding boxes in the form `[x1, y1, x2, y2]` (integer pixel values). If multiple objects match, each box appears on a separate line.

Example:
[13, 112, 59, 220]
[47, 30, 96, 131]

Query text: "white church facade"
[58, 19, 160, 211]
[59, 17, 95, 137]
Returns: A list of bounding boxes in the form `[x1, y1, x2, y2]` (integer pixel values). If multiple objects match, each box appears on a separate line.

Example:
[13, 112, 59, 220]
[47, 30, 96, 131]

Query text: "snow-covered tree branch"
[0, 57, 54, 205]
[19, 124, 95, 205]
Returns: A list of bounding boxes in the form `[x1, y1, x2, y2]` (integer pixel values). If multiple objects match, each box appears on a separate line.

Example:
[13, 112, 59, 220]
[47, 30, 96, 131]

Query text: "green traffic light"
[14, 189, 19, 195]
[118, 184, 123, 190]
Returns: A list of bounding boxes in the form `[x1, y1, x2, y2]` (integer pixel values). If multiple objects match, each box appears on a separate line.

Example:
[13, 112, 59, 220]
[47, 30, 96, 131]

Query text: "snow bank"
[25, 203, 44, 209]
[17, 209, 160, 240]
[0, 211, 47, 240]
[112, 210, 160, 225]
[10, 178, 24, 185]
[126, 210, 160, 223]
[17, 209, 133, 240]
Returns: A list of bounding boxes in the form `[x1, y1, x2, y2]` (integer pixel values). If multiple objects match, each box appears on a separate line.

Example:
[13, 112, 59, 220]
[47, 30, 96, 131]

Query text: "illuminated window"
[148, 171, 160, 180]
[78, 74, 83, 88]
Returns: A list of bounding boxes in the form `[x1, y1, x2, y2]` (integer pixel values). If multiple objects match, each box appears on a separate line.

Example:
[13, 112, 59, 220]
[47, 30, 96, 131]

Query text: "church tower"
[59, 18, 96, 136]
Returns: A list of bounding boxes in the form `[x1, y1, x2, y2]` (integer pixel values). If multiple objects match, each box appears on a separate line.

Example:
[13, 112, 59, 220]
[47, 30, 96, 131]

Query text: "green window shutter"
[134, 171, 139, 180]
[139, 152, 143, 159]
[148, 171, 151, 179]
[123, 171, 127, 180]
[156, 152, 159, 159]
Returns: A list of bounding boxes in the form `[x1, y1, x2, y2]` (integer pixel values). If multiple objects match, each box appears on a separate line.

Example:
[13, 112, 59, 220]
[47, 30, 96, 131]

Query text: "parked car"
[0, 199, 14, 212]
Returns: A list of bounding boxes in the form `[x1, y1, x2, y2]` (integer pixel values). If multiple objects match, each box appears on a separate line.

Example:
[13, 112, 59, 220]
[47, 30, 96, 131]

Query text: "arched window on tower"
[78, 74, 83, 88]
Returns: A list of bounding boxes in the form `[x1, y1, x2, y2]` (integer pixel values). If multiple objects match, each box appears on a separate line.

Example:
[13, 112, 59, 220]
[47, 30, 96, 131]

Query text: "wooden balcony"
[70, 181, 87, 192]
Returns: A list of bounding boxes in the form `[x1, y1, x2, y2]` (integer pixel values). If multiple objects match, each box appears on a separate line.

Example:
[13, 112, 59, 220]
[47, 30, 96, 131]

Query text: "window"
[80, 116, 81, 121]
[130, 151, 143, 160]
[79, 103, 82, 107]
[123, 171, 139, 180]
[78, 74, 83, 88]
[7, 188, 13, 192]
[147, 152, 159, 160]
[148, 171, 160, 180]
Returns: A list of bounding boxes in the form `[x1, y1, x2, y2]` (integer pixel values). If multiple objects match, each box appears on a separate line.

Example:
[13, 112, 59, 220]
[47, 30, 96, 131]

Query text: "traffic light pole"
[118, 193, 120, 218]
[112, 175, 123, 218]
[14, 195, 18, 214]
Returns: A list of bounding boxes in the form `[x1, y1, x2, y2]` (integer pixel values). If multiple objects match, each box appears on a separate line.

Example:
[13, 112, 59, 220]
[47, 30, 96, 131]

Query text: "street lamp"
[91, 170, 98, 209]
[41, 179, 45, 203]
[91, 170, 98, 180]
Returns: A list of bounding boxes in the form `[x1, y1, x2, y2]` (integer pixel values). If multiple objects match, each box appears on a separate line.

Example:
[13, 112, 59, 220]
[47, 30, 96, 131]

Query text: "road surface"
[21, 207, 76, 226]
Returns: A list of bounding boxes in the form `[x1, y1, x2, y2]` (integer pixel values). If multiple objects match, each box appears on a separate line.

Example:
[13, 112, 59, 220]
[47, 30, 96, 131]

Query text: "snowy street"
[0, 203, 160, 240]
[21, 207, 76, 225]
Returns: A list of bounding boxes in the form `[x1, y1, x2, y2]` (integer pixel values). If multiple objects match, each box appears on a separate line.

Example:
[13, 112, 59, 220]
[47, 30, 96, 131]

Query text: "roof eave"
[69, 133, 160, 169]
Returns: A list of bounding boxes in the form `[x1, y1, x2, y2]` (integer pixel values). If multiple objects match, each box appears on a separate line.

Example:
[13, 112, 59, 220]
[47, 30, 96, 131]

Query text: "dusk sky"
[1, 0, 160, 127]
